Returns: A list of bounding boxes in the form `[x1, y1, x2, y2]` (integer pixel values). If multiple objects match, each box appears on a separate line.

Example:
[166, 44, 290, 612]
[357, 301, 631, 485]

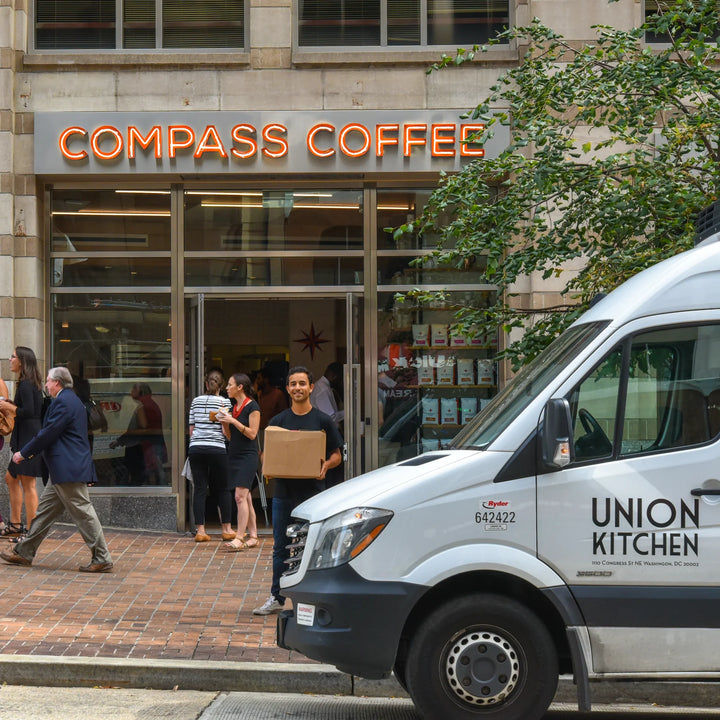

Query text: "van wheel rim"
[444, 630, 520, 706]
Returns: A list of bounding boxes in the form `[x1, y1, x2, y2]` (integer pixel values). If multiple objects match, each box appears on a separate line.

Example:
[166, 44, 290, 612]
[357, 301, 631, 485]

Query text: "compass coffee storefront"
[35, 111, 506, 530]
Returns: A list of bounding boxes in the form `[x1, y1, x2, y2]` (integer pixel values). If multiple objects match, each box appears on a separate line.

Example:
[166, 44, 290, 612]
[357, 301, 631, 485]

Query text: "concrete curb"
[2, 654, 720, 709]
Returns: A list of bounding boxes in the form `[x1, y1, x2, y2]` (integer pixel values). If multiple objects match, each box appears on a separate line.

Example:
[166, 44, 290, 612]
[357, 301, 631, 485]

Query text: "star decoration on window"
[294, 323, 329, 359]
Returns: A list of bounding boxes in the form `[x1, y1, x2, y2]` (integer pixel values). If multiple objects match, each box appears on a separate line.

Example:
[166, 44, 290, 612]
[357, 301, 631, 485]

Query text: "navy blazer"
[21, 387, 96, 485]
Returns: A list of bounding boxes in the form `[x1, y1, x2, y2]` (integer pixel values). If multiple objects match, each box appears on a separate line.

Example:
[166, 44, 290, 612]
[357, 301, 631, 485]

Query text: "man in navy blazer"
[1, 367, 113, 572]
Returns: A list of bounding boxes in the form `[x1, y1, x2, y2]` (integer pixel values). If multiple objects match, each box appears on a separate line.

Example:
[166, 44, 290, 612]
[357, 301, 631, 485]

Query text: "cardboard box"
[262, 426, 326, 479]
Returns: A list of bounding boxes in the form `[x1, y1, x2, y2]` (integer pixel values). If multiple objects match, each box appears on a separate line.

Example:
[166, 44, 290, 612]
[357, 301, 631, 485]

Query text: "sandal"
[9, 535, 25, 544]
[223, 535, 259, 552]
[0, 522, 25, 538]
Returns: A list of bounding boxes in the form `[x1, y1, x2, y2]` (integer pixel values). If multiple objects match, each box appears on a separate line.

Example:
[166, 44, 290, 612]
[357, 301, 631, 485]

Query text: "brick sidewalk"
[0, 526, 315, 665]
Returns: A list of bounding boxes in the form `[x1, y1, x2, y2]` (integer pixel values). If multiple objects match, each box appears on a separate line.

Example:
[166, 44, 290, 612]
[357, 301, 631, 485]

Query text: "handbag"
[0, 401, 16, 436]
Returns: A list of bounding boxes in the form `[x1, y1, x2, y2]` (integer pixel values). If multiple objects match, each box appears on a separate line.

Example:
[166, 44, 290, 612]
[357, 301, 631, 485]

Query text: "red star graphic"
[294, 323, 329, 359]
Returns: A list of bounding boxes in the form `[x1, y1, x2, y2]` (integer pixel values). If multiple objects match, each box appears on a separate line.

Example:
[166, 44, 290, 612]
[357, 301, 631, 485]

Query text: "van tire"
[405, 593, 558, 720]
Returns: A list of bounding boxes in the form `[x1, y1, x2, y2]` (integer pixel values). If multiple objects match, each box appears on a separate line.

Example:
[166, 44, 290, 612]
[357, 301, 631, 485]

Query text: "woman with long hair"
[0, 347, 43, 537]
[0, 375, 10, 532]
[217, 373, 260, 551]
[187, 369, 235, 542]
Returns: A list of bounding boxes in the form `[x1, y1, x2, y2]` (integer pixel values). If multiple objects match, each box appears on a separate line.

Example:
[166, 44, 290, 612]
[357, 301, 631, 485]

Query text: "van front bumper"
[276, 564, 426, 678]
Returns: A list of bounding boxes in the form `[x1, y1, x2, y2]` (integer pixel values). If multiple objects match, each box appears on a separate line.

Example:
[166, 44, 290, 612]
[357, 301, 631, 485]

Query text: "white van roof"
[575, 233, 720, 328]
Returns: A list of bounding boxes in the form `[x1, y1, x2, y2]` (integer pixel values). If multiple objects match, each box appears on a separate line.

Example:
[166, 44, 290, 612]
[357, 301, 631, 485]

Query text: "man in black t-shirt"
[253, 366, 343, 616]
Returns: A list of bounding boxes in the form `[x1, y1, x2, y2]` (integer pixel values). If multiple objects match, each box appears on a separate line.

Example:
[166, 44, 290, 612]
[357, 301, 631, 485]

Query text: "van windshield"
[453, 321, 608, 450]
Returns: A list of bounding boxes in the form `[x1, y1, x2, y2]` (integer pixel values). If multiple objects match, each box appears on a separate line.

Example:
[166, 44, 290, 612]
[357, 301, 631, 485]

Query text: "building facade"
[1, 0, 647, 530]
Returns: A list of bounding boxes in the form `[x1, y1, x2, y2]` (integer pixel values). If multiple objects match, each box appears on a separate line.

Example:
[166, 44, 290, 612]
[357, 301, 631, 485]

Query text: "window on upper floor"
[297, 0, 509, 47]
[35, 0, 246, 51]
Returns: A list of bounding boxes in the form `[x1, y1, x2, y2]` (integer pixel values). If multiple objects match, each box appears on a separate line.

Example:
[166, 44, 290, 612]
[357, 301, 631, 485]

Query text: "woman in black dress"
[217, 373, 261, 551]
[0, 347, 43, 537]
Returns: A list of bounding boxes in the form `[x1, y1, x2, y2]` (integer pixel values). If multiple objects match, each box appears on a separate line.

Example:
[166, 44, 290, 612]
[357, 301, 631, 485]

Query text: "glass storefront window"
[51, 293, 172, 488]
[184, 189, 364, 252]
[184, 256, 363, 287]
[377, 290, 498, 466]
[52, 189, 171, 253]
[52, 257, 171, 287]
[377, 188, 490, 286]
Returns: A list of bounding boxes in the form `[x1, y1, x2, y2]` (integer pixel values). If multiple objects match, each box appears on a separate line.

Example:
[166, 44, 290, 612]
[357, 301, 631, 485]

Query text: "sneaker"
[253, 595, 284, 616]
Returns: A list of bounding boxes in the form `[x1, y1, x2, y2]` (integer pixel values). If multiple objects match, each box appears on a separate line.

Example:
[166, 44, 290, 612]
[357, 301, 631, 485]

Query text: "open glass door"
[186, 293, 205, 399]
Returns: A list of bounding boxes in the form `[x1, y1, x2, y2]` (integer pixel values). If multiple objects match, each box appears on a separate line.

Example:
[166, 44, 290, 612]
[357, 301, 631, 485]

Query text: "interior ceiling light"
[187, 191, 263, 197]
[52, 210, 171, 217]
[115, 189, 171, 195]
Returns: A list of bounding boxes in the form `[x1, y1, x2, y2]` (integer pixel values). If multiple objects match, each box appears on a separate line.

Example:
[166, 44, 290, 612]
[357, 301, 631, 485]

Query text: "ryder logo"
[482, 501, 509, 509]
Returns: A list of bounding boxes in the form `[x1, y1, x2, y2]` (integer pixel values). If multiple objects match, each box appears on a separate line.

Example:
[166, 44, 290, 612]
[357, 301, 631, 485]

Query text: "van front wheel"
[405, 594, 558, 720]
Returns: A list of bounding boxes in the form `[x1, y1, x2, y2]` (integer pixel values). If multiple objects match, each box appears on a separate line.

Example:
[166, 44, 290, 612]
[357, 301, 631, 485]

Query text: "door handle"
[691, 488, 720, 496]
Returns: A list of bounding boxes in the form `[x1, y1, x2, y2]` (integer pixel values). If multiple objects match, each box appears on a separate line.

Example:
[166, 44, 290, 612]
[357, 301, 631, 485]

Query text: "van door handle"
[691, 488, 720, 496]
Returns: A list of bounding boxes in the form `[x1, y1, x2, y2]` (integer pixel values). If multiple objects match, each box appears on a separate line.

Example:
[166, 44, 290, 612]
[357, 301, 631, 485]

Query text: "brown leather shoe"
[0, 549, 32, 566]
[78, 561, 114, 573]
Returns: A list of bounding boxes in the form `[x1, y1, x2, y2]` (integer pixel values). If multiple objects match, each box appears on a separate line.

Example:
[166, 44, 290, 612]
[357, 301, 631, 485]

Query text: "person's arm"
[0, 378, 8, 399]
[15, 397, 70, 461]
[319, 448, 342, 480]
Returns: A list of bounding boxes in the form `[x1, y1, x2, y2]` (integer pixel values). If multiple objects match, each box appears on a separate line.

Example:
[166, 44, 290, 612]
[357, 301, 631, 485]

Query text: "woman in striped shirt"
[188, 370, 234, 543]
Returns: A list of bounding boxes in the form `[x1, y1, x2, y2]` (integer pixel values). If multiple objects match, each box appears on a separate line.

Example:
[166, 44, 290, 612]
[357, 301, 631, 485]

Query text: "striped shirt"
[188, 394, 232, 451]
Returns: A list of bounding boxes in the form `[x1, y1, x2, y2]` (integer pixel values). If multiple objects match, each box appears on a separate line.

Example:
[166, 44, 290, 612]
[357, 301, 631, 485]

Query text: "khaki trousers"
[15, 481, 112, 565]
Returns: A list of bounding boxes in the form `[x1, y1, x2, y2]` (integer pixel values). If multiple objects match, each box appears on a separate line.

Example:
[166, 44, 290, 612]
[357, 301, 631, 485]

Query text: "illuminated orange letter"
[431, 124, 456, 157]
[59, 127, 88, 160]
[460, 124, 485, 157]
[195, 125, 228, 159]
[128, 126, 162, 159]
[90, 126, 124, 160]
[231, 124, 258, 159]
[403, 124, 427, 156]
[168, 126, 195, 158]
[262, 124, 289, 158]
[339, 124, 371, 158]
[376, 124, 399, 157]
[307, 124, 335, 158]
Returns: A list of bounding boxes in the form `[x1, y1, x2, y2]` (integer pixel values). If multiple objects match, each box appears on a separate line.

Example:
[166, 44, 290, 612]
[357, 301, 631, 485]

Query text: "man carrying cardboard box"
[253, 366, 343, 616]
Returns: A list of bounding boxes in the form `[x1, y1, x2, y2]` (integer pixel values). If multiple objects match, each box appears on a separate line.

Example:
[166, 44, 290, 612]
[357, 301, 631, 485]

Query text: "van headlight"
[309, 507, 393, 570]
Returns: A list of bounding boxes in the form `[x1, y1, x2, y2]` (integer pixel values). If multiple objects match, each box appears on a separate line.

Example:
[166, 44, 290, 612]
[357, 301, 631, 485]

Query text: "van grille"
[695, 201, 720, 245]
[283, 520, 309, 576]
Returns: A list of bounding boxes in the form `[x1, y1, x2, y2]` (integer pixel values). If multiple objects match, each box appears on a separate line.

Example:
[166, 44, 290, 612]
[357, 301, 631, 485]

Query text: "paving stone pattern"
[0, 527, 314, 665]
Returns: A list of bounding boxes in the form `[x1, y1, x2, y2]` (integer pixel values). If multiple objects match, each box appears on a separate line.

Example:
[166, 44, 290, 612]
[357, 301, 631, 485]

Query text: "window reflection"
[52, 189, 171, 253]
[184, 189, 363, 252]
[52, 293, 172, 487]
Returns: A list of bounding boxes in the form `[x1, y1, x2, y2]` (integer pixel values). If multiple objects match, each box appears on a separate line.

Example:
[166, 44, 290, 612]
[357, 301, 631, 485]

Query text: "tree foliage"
[398, 0, 720, 369]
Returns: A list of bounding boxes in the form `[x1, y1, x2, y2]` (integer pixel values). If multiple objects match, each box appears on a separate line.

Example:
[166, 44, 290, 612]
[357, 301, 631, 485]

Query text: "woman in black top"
[217, 373, 261, 551]
[0, 347, 43, 536]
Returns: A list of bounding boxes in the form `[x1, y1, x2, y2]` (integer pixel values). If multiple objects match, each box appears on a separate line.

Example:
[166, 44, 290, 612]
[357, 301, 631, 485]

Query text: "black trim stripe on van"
[569, 585, 720, 627]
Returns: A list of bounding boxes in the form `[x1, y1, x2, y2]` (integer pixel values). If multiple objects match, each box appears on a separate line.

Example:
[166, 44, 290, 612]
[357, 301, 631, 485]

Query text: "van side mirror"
[541, 398, 574, 469]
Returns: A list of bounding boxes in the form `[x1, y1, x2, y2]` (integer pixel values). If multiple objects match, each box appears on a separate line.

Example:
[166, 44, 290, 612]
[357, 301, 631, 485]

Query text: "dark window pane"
[427, 0, 508, 46]
[163, 0, 245, 48]
[123, 0, 155, 48]
[388, 0, 420, 45]
[36, 0, 116, 49]
[299, 0, 381, 46]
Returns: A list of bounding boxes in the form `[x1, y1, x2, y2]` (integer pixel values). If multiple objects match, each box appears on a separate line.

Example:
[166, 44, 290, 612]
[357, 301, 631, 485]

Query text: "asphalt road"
[2, 687, 720, 720]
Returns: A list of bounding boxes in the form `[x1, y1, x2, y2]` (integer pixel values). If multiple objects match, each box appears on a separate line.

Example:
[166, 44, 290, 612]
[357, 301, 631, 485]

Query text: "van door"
[537, 318, 720, 674]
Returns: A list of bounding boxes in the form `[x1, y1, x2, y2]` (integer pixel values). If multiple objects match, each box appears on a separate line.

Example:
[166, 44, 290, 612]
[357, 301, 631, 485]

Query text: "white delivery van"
[277, 224, 720, 720]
